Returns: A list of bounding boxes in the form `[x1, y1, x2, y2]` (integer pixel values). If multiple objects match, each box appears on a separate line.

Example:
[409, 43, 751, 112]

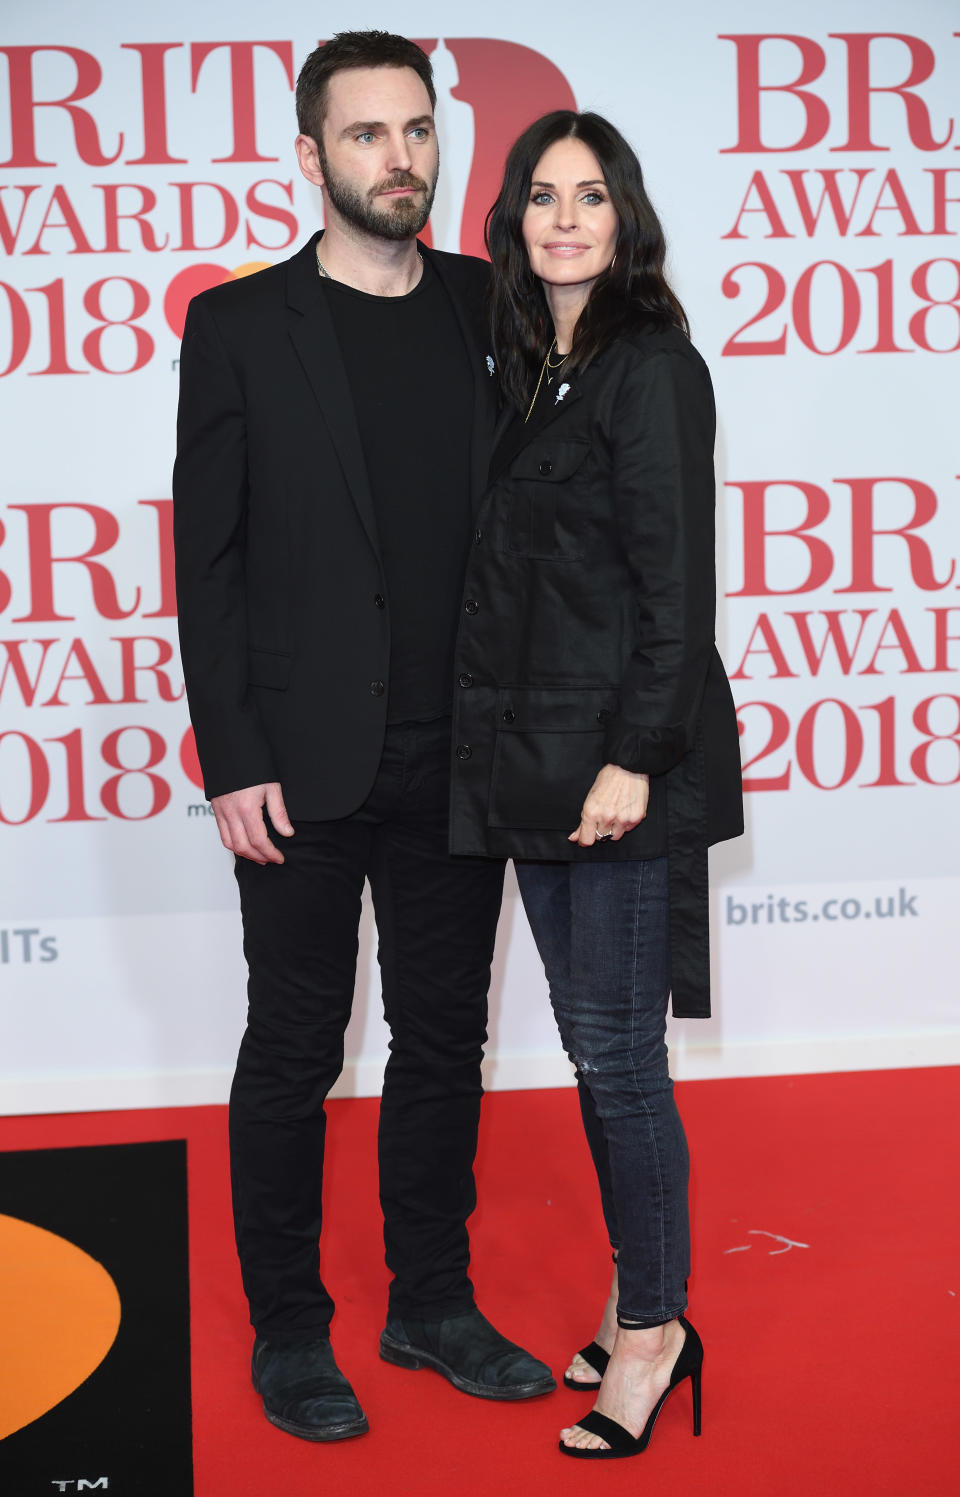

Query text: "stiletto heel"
[559, 1315, 704, 1460]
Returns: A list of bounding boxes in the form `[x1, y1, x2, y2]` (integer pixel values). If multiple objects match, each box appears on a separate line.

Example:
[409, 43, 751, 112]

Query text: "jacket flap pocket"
[496, 686, 618, 732]
[247, 649, 292, 690]
[511, 440, 590, 483]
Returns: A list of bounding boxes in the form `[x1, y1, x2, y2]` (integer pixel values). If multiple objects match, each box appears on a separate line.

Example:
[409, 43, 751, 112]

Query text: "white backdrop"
[1, 0, 958, 1114]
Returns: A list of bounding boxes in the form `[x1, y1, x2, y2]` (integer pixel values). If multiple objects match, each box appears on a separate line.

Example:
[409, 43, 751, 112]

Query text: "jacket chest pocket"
[504, 440, 590, 561]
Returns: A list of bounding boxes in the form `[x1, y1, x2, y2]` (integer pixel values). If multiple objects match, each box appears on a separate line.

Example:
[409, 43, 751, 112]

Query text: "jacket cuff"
[603, 715, 691, 777]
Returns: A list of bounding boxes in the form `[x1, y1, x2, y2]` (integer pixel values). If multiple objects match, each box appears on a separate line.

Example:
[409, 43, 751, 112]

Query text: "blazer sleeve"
[173, 296, 278, 798]
[602, 344, 718, 777]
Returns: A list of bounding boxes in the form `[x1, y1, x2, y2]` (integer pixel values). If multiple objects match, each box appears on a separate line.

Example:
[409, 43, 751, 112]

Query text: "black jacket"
[173, 233, 495, 815]
[449, 326, 743, 1017]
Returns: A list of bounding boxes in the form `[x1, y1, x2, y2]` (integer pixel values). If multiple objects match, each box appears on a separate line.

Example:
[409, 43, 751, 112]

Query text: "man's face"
[313, 66, 439, 241]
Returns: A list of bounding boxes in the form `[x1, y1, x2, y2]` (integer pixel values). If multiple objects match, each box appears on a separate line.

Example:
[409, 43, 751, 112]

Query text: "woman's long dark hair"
[486, 111, 689, 412]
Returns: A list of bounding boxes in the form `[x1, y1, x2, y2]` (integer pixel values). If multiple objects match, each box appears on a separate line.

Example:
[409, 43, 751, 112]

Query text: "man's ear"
[295, 134, 325, 188]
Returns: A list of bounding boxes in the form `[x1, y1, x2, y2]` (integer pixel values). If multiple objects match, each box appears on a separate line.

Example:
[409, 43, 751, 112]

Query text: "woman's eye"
[582, 192, 605, 206]
[531, 192, 554, 206]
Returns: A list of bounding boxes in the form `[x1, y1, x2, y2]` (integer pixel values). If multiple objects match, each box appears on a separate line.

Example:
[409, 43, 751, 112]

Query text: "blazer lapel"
[284, 234, 380, 557]
[423, 246, 497, 517]
[488, 376, 584, 484]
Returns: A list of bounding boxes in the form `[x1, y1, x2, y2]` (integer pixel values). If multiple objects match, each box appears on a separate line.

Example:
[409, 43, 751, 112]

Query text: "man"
[173, 31, 554, 1443]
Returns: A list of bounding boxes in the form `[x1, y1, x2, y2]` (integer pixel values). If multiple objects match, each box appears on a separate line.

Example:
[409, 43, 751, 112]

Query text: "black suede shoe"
[252, 1336, 369, 1441]
[379, 1307, 556, 1401]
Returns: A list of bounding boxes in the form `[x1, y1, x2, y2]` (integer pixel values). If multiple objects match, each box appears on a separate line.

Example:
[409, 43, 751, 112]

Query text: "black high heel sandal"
[562, 1341, 609, 1391]
[558, 1315, 703, 1460]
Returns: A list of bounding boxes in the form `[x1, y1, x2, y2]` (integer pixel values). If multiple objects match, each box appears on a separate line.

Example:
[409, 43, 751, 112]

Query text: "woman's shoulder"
[610, 322, 710, 380]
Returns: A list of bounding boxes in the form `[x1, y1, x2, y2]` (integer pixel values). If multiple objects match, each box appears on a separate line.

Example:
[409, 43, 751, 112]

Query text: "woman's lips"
[542, 242, 590, 255]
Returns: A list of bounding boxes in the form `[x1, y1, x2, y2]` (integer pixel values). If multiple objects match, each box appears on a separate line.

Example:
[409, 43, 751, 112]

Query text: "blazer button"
[456, 744, 472, 760]
[474, 528, 483, 545]
[538, 458, 553, 476]
[374, 593, 385, 608]
[458, 672, 473, 688]
[464, 598, 479, 615]
[370, 680, 385, 696]
[597, 709, 610, 722]
[501, 709, 516, 724]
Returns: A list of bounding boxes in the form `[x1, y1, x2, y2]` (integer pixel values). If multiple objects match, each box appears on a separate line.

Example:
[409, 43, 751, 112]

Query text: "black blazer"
[173, 234, 495, 815]
[449, 326, 743, 1017]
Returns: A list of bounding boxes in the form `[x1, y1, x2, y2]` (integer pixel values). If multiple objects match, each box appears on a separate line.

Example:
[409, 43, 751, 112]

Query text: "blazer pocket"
[505, 440, 591, 560]
[488, 686, 618, 830]
[247, 648, 292, 690]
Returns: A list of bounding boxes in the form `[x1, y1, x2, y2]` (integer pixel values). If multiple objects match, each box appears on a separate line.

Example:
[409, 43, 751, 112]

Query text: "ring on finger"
[595, 827, 613, 841]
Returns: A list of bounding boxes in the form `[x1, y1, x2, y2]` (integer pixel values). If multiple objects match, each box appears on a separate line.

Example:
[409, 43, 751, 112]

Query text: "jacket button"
[456, 744, 472, 760]
[374, 593, 385, 608]
[474, 528, 483, 545]
[464, 598, 479, 615]
[597, 709, 610, 723]
[538, 458, 553, 476]
[370, 680, 385, 696]
[458, 672, 473, 688]
[501, 708, 516, 724]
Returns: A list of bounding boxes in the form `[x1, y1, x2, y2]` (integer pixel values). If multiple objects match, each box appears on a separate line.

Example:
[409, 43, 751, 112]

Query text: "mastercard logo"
[164, 262, 272, 340]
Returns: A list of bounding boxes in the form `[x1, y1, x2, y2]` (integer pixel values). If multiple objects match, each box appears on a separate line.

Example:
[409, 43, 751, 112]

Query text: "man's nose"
[385, 131, 414, 174]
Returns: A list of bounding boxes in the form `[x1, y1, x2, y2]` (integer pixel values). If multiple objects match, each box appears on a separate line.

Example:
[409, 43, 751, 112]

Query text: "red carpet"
[1, 1069, 957, 1495]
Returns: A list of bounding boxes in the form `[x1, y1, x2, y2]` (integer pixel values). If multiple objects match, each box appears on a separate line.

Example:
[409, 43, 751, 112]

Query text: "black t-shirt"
[322, 257, 474, 723]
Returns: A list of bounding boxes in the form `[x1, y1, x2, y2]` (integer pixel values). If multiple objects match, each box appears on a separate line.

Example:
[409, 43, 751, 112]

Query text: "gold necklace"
[524, 338, 568, 423]
[315, 244, 424, 283]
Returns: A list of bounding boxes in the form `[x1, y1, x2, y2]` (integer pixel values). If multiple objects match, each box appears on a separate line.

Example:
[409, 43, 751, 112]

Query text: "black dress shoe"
[379, 1307, 556, 1401]
[252, 1336, 369, 1441]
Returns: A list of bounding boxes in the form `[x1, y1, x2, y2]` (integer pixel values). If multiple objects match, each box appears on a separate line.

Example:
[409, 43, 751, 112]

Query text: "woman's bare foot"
[560, 1318, 685, 1451]
[564, 1259, 619, 1385]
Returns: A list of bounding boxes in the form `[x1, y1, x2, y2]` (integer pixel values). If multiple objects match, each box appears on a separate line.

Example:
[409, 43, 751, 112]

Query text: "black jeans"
[230, 719, 505, 1341]
[515, 855, 690, 1326]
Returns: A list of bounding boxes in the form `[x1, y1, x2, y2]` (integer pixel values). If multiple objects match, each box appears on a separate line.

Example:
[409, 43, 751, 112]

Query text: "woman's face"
[521, 137, 619, 295]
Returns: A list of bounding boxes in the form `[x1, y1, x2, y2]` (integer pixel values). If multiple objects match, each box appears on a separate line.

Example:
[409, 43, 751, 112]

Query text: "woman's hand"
[569, 764, 650, 846]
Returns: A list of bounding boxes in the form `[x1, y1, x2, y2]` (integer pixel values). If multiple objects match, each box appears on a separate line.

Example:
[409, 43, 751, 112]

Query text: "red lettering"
[856, 169, 928, 237]
[930, 607, 960, 670]
[0, 46, 121, 168]
[97, 184, 169, 253]
[0, 638, 57, 704]
[244, 180, 298, 250]
[730, 613, 798, 679]
[8, 503, 141, 622]
[23, 184, 94, 255]
[138, 500, 177, 618]
[782, 169, 873, 236]
[0, 185, 41, 254]
[41, 638, 113, 705]
[171, 182, 240, 251]
[830, 33, 954, 153]
[928, 169, 960, 234]
[114, 635, 184, 703]
[722, 172, 792, 238]
[727, 481, 834, 596]
[189, 41, 294, 164]
[786, 609, 874, 674]
[719, 35, 829, 153]
[835, 478, 956, 593]
[121, 43, 188, 165]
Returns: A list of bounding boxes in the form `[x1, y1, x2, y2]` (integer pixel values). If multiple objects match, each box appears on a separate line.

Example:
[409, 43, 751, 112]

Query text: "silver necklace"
[315, 244, 424, 283]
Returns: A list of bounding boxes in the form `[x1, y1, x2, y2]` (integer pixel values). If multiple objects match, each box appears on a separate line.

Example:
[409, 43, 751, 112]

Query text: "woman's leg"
[518, 855, 694, 1448]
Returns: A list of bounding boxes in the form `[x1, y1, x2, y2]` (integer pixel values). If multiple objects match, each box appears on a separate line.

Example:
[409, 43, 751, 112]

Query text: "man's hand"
[211, 782, 294, 865]
[569, 765, 650, 847]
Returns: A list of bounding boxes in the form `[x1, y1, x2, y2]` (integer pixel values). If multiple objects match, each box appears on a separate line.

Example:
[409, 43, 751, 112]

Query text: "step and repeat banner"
[1, 1, 957, 1111]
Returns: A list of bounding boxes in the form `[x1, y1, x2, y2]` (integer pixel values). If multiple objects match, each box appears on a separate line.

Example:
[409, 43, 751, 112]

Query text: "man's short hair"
[296, 31, 437, 144]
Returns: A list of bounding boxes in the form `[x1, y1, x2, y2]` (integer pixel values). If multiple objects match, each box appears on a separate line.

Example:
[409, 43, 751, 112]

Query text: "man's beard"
[319, 151, 438, 241]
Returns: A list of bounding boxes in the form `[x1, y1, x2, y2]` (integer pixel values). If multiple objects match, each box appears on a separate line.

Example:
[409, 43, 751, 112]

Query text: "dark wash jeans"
[230, 719, 505, 1341]
[514, 855, 690, 1326]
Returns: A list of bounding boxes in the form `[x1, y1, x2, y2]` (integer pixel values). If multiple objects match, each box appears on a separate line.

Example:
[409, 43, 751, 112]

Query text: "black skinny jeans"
[230, 719, 505, 1341]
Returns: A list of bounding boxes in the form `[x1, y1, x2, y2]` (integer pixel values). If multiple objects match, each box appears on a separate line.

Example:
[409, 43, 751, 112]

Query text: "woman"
[449, 112, 743, 1458]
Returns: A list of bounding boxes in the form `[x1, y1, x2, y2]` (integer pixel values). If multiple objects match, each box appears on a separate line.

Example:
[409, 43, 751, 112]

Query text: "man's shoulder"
[424, 247, 490, 297]
[190, 258, 287, 322]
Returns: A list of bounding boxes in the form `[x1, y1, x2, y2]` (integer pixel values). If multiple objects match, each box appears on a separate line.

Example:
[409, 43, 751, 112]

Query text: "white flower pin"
[485, 354, 495, 376]
[555, 382, 571, 404]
